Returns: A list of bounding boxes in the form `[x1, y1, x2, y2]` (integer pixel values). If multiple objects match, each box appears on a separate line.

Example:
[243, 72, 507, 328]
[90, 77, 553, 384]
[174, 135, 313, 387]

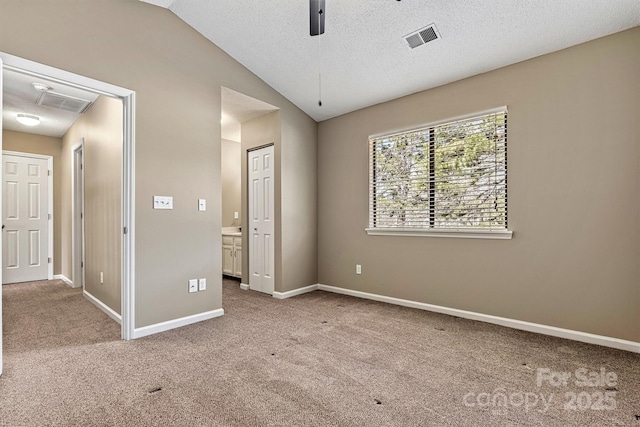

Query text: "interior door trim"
[0, 51, 136, 341]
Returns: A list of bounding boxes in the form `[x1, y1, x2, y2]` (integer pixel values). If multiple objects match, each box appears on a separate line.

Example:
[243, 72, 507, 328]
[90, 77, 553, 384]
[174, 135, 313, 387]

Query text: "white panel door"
[2, 154, 49, 284]
[248, 145, 274, 295]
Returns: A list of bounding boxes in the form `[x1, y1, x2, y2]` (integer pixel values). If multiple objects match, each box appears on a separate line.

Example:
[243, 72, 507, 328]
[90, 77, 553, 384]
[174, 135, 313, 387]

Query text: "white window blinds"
[369, 109, 508, 231]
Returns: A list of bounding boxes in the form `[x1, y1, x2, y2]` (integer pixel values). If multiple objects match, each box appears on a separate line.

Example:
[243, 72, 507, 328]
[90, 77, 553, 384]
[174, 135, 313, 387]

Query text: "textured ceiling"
[142, 0, 640, 122]
[2, 69, 99, 138]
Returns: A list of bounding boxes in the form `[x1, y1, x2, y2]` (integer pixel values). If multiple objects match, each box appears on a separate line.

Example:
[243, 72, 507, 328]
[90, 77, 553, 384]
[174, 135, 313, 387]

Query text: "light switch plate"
[188, 279, 198, 293]
[198, 199, 206, 211]
[198, 278, 206, 291]
[154, 196, 173, 210]
[234, 211, 239, 219]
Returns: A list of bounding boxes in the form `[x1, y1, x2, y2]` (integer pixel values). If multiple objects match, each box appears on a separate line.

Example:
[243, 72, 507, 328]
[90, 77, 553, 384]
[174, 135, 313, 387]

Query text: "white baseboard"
[273, 284, 319, 299]
[133, 308, 225, 339]
[54, 274, 74, 287]
[240, 283, 249, 290]
[84, 290, 122, 325]
[317, 284, 640, 354]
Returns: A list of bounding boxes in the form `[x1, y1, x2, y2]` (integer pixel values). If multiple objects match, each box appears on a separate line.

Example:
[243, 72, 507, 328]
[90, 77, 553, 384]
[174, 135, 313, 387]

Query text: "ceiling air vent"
[404, 23, 440, 49]
[36, 91, 92, 114]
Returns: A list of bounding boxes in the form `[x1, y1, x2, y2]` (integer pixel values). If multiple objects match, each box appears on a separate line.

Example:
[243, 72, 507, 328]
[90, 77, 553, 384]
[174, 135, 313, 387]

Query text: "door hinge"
[123, 226, 128, 235]
[48, 170, 52, 176]
[48, 257, 52, 264]
[48, 213, 52, 220]
[81, 261, 84, 268]
[81, 213, 83, 219]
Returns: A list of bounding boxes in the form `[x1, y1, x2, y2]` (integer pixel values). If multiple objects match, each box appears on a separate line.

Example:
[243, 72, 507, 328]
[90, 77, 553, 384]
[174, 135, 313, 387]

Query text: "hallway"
[2, 280, 120, 356]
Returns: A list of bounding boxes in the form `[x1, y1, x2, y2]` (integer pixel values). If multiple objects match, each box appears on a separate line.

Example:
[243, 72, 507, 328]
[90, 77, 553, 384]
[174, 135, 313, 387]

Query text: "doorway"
[248, 144, 274, 295]
[71, 140, 84, 289]
[221, 87, 279, 293]
[0, 52, 136, 377]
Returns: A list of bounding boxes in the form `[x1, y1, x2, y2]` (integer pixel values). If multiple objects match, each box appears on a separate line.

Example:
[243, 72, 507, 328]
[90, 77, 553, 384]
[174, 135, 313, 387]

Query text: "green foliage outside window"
[370, 111, 507, 229]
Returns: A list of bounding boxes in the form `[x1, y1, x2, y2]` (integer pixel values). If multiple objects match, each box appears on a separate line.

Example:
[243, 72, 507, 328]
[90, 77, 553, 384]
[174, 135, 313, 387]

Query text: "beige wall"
[241, 111, 282, 288]
[318, 28, 640, 342]
[221, 139, 241, 227]
[61, 96, 123, 314]
[281, 110, 318, 292]
[2, 130, 62, 275]
[0, 0, 318, 327]
[240, 110, 319, 292]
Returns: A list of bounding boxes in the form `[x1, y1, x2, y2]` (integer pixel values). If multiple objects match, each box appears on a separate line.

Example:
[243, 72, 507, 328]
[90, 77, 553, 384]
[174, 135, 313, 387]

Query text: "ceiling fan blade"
[310, 0, 325, 36]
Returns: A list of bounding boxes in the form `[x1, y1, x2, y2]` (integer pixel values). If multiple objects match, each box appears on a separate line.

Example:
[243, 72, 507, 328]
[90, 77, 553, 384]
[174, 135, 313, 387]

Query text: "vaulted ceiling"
[147, 1, 639, 122]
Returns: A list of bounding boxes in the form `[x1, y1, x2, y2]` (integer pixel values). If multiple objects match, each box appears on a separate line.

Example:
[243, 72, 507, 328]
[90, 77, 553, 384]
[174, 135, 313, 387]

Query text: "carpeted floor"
[0, 278, 638, 426]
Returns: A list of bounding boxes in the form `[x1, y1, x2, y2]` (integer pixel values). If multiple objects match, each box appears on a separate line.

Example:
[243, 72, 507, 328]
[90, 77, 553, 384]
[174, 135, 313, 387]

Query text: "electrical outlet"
[356, 264, 362, 275]
[188, 279, 198, 293]
[198, 278, 206, 291]
[100, 272, 104, 284]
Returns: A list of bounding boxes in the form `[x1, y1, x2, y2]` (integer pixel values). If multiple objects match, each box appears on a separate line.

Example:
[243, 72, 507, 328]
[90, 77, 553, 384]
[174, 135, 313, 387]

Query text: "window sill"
[365, 228, 513, 240]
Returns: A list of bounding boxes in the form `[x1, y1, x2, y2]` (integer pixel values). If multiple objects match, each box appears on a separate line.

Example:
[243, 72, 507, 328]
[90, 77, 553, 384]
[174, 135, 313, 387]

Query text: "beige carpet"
[0, 279, 638, 426]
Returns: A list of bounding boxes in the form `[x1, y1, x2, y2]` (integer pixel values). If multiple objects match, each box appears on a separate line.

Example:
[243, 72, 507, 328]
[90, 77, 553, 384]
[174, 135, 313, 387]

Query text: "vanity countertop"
[222, 227, 242, 237]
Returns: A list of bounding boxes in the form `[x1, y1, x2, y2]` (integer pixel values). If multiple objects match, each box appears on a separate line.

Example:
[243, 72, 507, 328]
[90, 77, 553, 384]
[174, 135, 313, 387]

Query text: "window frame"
[366, 106, 513, 240]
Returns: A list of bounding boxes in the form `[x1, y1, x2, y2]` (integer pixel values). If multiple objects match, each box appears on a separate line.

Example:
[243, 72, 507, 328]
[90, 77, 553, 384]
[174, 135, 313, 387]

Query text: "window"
[368, 108, 511, 239]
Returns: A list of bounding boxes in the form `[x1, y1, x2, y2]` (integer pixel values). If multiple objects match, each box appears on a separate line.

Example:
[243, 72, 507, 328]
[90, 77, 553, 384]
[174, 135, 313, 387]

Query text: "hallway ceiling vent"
[36, 91, 93, 114]
[404, 23, 440, 49]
